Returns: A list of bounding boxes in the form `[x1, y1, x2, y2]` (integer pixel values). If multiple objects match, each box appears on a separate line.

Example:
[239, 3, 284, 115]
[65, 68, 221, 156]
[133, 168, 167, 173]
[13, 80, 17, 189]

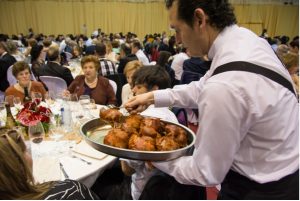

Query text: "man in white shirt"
[131, 41, 150, 65]
[170, 46, 189, 80]
[121, 65, 204, 200]
[125, 0, 299, 199]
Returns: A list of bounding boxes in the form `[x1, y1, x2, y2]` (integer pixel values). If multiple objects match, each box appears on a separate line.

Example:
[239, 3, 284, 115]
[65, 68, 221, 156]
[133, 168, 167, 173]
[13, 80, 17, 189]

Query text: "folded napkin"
[33, 157, 61, 183]
[72, 141, 107, 160]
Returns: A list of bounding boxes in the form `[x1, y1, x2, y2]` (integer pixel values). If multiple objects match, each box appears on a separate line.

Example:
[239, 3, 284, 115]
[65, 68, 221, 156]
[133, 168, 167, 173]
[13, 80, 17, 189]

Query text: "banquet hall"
[0, 0, 299, 200]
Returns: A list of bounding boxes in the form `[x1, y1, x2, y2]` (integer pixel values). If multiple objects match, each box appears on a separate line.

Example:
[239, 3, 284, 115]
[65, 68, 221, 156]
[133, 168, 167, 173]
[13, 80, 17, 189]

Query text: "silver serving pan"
[80, 118, 196, 161]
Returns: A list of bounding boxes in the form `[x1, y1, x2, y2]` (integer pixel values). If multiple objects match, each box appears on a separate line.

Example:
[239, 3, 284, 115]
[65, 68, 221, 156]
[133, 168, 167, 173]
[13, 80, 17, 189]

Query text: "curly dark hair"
[165, 0, 237, 31]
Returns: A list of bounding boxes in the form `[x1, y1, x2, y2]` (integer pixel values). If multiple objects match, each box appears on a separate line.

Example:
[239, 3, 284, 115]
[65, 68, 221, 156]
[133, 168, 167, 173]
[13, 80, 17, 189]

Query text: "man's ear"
[194, 8, 207, 29]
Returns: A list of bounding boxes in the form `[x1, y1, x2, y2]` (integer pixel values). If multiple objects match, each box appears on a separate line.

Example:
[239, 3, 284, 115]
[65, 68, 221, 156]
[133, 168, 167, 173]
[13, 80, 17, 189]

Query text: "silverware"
[71, 154, 92, 165]
[59, 162, 69, 179]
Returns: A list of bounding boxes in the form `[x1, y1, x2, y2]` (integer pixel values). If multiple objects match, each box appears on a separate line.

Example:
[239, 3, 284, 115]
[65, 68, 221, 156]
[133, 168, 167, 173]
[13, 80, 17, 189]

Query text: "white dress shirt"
[171, 52, 189, 80]
[135, 49, 150, 65]
[152, 25, 299, 186]
[122, 105, 178, 199]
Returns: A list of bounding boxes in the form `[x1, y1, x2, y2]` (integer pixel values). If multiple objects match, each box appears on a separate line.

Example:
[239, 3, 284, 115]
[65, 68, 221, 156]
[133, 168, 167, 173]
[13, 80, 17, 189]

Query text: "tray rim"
[80, 117, 196, 161]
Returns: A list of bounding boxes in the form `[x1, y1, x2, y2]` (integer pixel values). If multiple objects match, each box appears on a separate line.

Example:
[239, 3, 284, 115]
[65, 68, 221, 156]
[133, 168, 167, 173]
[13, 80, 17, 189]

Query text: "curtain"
[0, 0, 298, 39]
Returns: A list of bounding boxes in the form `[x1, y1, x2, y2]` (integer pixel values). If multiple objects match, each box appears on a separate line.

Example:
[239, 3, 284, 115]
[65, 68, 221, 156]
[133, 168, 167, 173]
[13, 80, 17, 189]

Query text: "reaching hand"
[125, 92, 155, 114]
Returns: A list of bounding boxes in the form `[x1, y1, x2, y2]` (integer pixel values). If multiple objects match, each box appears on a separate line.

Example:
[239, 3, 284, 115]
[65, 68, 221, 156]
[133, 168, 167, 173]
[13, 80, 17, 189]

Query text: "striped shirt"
[99, 58, 117, 76]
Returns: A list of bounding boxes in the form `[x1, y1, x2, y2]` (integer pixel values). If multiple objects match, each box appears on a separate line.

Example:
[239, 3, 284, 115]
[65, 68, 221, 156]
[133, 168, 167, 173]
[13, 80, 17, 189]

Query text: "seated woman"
[67, 55, 117, 105]
[0, 128, 98, 199]
[5, 61, 47, 103]
[30, 44, 45, 79]
[121, 60, 143, 105]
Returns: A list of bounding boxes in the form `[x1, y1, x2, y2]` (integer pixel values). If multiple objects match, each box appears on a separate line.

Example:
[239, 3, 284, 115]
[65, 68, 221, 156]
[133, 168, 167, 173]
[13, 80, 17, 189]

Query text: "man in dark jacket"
[39, 46, 74, 86]
[0, 42, 17, 92]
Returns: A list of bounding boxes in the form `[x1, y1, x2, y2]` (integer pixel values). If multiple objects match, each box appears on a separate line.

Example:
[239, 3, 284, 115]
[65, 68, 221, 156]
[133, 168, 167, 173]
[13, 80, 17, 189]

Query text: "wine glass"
[13, 97, 22, 110]
[89, 99, 97, 109]
[0, 102, 6, 128]
[45, 91, 55, 106]
[28, 121, 45, 158]
[5, 95, 14, 107]
[28, 121, 45, 144]
[32, 92, 42, 102]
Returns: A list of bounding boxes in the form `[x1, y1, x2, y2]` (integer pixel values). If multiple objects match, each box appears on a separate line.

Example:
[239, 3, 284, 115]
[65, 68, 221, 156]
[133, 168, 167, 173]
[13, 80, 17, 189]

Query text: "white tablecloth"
[32, 140, 116, 188]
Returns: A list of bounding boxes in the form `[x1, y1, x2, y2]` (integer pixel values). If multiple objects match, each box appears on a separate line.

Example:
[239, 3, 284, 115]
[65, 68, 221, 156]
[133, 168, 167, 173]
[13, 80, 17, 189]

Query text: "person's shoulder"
[44, 179, 98, 200]
[98, 75, 110, 84]
[5, 85, 16, 94]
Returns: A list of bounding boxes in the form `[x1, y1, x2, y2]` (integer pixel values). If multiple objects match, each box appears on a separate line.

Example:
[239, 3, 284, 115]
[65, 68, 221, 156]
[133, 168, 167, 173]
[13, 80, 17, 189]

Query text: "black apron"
[210, 61, 299, 199]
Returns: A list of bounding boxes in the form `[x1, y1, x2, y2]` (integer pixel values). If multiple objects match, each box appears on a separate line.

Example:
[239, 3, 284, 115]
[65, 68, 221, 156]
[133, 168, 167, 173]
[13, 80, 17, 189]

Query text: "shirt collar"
[207, 24, 238, 61]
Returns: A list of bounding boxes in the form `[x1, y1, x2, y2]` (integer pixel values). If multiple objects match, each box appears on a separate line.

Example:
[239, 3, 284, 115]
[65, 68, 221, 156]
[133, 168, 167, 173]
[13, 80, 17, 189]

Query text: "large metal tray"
[80, 118, 196, 161]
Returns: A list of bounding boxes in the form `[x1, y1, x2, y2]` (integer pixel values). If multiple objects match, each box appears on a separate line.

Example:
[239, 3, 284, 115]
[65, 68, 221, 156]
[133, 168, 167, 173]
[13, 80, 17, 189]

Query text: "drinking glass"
[69, 94, 78, 112]
[28, 121, 45, 144]
[45, 91, 55, 106]
[79, 95, 90, 106]
[0, 102, 6, 128]
[5, 95, 14, 107]
[13, 97, 22, 110]
[89, 99, 97, 109]
[32, 92, 42, 102]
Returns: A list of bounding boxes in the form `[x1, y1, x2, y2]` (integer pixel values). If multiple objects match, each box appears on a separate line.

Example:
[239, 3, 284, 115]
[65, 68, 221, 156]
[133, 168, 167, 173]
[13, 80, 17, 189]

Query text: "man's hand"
[125, 92, 155, 114]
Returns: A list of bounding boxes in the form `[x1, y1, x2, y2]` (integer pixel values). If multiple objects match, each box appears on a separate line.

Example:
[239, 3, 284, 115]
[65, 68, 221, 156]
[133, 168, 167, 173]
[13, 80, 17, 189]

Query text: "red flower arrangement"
[16, 99, 52, 132]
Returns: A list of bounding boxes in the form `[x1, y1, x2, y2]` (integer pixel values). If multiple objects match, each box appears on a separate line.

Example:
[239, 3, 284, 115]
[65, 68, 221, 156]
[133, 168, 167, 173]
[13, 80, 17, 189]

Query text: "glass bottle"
[23, 87, 32, 103]
[5, 102, 16, 129]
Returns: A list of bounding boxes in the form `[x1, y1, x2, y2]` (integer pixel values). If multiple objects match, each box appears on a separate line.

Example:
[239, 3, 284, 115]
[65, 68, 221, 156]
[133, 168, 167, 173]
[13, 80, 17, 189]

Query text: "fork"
[70, 154, 92, 165]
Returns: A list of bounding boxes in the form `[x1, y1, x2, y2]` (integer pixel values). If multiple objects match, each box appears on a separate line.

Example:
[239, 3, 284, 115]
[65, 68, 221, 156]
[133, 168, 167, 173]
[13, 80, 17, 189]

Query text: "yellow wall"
[0, 1, 298, 39]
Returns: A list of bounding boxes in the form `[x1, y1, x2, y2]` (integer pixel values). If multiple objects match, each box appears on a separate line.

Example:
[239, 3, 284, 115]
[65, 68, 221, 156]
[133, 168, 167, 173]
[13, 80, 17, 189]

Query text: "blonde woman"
[105, 41, 117, 63]
[121, 60, 143, 104]
[0, 128, 98, 199]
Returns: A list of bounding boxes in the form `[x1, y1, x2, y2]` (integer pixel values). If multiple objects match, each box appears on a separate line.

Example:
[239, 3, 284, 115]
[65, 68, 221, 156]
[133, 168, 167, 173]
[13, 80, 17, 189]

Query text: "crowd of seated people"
[0, 29, 298, 200]
[0, 30, 298, 105]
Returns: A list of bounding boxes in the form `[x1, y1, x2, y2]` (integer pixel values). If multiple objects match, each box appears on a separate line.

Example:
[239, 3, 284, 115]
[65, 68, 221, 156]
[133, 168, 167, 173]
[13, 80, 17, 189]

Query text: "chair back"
[105, 73, 127, 106]
[108, 79, 117, 95]
[39, 76, 67, 95]
[28, 64, 37, 81]
[7, 65, 18, 85]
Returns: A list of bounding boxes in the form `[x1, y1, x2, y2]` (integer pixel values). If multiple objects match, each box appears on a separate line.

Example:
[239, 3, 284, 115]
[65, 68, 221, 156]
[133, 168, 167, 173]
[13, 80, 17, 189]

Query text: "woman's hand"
[125, 92, 155, 114]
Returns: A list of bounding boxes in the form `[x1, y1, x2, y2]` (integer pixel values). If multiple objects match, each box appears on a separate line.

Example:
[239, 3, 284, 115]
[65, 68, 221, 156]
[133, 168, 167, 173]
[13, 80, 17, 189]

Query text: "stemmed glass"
[45, 91, 55, 106]
[5, 95, 14, 107]
[0, 102, 6, 128]
[28, 121, 45, 158]
[13, 97, 22, 110]
[32, 92, 42, 102]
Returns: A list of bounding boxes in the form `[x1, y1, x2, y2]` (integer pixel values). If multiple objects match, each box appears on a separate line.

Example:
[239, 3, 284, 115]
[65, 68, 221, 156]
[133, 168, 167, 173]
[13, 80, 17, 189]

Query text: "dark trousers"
[218, 170, 299, 200]
[92, 160, 206, 200]
[139, 173, 206, 200]
[91, 160, 133, 200]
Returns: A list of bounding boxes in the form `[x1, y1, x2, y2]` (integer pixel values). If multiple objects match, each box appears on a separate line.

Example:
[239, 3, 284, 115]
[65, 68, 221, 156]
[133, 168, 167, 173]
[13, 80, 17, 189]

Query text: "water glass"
[79, 95, 90, 109]
[32, 92, 42, 102]
[28, 121, 45, 144]
[45, 91, 55, 106]
[13, 97, 22, 109]
[0, 102, 6, 128]
[5, 95, 14, 107]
